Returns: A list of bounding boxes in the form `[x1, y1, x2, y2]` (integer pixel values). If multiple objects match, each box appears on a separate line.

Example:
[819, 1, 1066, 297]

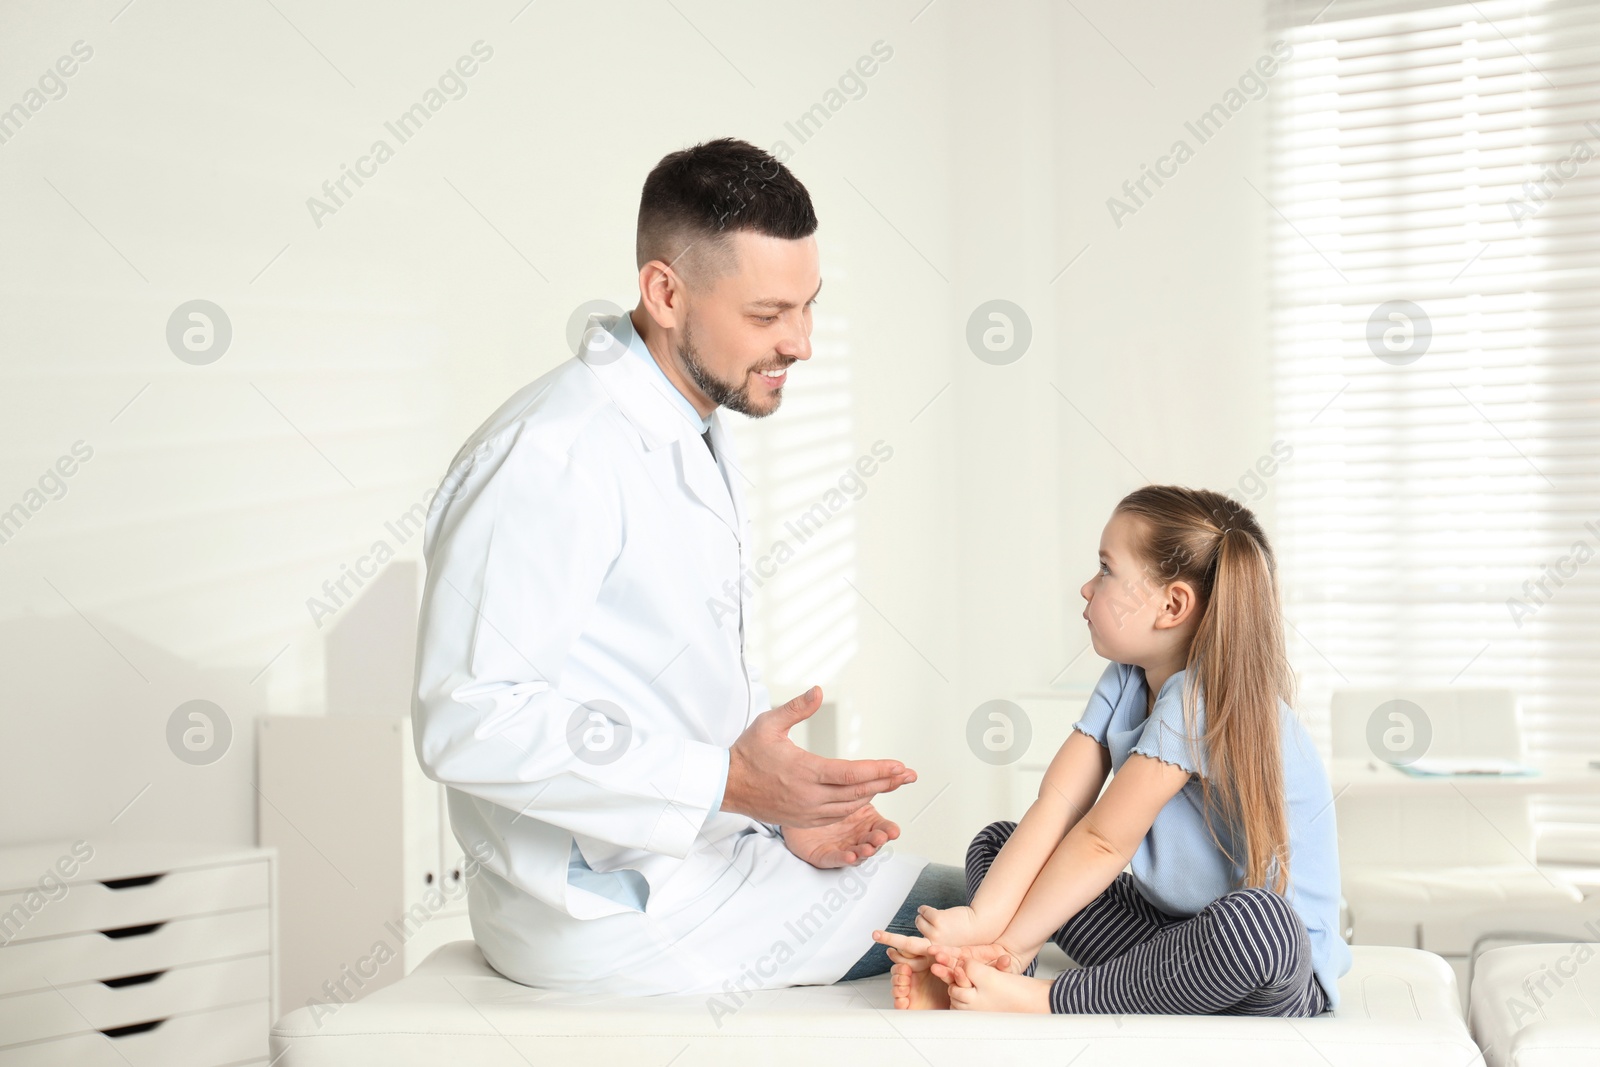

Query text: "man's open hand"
[721, 685, 916, 827]
[780, 801, 899, 869]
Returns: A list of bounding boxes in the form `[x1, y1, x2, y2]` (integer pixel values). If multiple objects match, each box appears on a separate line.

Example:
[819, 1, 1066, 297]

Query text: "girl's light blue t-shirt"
[1072, 661, 1352, 1010]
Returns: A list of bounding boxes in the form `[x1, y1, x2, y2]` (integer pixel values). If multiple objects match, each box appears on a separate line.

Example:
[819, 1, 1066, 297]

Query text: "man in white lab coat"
[412, 137, 966, 996]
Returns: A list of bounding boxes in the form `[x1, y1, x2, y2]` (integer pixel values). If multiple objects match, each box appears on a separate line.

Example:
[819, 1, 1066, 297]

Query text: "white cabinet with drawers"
[257, 715, 472, 1015]
[0, 840, 275, 1066]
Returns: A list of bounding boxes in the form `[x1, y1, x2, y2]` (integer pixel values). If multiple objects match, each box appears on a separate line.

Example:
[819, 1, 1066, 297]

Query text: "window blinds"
[1266, 0, 1600, 858]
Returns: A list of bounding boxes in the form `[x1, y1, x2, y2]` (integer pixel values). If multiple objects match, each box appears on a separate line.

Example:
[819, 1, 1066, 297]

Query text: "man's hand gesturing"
[721, 685, 916, 829]
[780, 802, 898, 869]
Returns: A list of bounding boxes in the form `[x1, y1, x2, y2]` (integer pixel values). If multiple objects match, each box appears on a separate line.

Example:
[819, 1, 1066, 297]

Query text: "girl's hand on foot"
[913, 904, 988, 946]
[932, 941, 1027, 982]
[940, 956, 1053, 1014]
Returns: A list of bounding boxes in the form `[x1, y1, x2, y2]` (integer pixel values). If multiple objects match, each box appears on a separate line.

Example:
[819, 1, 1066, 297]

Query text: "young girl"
[874, 485, 1351, 1016]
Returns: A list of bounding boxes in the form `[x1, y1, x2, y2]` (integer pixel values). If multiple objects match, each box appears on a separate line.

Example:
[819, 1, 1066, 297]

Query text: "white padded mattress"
[270, 940, 1484, 1066]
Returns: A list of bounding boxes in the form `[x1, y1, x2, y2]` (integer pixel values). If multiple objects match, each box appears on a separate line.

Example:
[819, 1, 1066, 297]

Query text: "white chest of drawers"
[0, 841, 275, 1066]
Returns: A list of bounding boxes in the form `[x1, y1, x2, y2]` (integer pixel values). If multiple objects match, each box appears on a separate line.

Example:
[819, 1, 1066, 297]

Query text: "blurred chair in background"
[1330, 687, 1593, 1008]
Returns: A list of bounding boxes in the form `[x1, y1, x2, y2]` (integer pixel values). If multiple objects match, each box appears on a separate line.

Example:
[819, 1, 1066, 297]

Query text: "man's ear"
[1153, 580, 1199, 630]
[637, 259, 686, 330]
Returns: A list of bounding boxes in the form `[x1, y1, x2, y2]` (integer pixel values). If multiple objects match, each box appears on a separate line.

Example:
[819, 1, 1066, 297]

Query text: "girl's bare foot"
[872, 929, 956, 1010]
[931, 955, 1051, 1014]
[887, 946, 950, 1010]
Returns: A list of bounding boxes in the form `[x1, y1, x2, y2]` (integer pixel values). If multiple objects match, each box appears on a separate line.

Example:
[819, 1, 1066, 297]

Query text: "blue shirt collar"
[617, 310, 712, 435]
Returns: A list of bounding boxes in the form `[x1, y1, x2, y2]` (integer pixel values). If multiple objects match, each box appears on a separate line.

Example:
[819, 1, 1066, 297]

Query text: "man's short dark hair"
[637, 137, 817, 288]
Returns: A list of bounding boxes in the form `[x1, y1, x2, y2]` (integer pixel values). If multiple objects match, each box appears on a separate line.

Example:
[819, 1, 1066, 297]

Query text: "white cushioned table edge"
[270, 941, 1483, 1066]
[1469, 942, 1600, 1067]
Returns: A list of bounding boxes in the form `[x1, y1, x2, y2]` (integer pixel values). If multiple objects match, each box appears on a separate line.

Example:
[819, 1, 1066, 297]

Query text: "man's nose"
[777, 322, 812, 362]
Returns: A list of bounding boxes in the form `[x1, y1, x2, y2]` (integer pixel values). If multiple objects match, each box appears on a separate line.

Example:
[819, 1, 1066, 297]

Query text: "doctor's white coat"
[411, 311, 926, 995]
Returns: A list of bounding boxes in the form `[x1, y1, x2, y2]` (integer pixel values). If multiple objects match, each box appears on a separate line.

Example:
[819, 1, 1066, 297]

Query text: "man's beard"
[677, 313, 785, 419]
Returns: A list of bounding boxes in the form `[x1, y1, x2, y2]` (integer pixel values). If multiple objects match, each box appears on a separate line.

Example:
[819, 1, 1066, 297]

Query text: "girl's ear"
[1154, 580, 1199, 630]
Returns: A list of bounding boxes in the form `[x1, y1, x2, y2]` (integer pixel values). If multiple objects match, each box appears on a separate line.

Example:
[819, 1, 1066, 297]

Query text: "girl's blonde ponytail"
[1116, 487, 1295, 896]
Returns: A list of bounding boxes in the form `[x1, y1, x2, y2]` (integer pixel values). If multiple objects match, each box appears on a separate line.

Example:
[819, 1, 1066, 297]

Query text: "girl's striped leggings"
[966, 820, 1328, 1017]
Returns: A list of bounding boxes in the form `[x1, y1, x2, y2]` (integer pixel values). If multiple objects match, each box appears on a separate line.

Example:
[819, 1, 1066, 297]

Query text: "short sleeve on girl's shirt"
[1070, 661, 1126, 746]
[1130, 676, 1208, 778]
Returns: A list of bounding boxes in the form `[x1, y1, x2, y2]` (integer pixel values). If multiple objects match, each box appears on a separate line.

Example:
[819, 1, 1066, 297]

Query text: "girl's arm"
[921, 729, 1111, 945]
[993, 751, 1193, 966]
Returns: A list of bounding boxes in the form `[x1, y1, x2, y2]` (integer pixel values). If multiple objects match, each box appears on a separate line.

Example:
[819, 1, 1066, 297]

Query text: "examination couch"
[270, 938, 1486, 1066]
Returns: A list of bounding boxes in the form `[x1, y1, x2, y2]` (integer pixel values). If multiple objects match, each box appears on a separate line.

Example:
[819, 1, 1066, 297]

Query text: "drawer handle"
[100, 1018, 167, 1038]
[101, 874, 165, 890]
[102, 970, 167, 988]
[100, 922, 166, 939]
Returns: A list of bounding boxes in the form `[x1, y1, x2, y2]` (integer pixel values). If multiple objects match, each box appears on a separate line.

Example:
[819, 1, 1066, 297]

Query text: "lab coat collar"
[579, 311, 745, 537]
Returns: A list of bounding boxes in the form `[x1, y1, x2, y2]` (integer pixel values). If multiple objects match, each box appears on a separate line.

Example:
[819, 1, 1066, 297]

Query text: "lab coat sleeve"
[703, 747, 728, 830]
[413, 426, 727, 861]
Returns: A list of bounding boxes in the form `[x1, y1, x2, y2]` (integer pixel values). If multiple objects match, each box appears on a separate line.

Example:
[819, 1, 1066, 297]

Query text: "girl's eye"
[1098, 562, 1110, 576]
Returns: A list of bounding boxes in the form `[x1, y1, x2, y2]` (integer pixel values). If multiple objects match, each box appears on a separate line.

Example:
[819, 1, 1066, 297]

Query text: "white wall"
[0, 0, 1274, 870]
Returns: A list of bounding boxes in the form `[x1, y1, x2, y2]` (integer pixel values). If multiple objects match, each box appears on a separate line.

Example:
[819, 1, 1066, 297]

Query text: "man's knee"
[907, 861, 968, 911]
